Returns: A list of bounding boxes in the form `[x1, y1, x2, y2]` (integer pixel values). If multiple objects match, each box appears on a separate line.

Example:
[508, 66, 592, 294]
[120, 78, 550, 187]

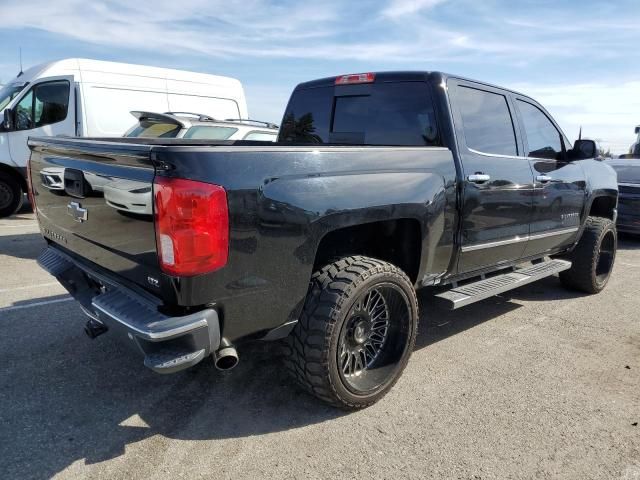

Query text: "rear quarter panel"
[152, 145, 457, 341]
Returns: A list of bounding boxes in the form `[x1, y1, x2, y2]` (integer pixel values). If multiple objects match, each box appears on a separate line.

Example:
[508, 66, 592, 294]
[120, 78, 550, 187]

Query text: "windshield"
[0, 82, 27, 111]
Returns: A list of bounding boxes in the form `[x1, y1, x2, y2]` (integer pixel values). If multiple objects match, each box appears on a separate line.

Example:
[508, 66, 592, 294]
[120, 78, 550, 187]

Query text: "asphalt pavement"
[0, 210, 638, 479]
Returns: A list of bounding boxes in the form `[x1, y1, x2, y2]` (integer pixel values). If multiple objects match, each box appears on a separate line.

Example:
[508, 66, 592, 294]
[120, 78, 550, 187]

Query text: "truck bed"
[29, 136, 457, 342]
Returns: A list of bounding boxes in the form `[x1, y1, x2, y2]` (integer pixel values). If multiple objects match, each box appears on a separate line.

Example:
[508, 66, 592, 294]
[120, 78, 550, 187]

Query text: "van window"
[457, 86, 517, 156]
[14, 80, 70, 130]
[0, 82, 27, 111]
[280, 82, 440, 146]
[15, 90, 34, 130]
[516, 100, 563, 160]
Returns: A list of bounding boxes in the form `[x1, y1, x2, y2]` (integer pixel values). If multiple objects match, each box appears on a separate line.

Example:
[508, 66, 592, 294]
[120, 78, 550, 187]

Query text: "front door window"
[14, 80, 70, 131]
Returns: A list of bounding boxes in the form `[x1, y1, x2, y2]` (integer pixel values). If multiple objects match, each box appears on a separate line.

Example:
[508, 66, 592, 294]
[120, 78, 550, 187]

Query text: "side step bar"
[435, 259, 571, 309]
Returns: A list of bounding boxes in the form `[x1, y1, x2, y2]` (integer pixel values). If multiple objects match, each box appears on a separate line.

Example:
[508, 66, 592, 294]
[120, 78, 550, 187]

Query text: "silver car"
[124, 111, 279, 142]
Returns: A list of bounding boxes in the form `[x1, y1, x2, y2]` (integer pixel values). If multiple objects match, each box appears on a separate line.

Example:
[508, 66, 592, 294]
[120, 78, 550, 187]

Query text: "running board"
[435, 259, 572, 309]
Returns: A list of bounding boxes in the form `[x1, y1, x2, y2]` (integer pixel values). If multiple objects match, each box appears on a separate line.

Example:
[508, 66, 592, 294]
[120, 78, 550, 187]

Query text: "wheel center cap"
[353, 321, 369, 344]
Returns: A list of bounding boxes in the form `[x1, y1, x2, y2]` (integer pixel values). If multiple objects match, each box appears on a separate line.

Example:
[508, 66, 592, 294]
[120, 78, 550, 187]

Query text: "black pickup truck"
[28, 71, 618, 409]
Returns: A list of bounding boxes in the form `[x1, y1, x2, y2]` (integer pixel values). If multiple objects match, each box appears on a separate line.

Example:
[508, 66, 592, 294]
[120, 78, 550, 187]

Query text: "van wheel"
[559, 216, 617, 293]
[0, 172, 24, 218]
[283, 256, 418, 409]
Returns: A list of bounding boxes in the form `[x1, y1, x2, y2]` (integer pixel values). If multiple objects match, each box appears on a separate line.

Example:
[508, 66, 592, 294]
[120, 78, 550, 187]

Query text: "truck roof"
[295, 70, 536, 102]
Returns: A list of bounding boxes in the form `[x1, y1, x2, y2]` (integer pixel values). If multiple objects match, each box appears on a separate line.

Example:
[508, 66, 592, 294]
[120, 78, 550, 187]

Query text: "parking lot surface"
[0, 211, 638, 480]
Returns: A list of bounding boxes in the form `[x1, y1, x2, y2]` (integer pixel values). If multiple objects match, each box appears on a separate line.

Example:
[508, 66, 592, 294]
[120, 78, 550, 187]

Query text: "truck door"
[448, 80, 534, 273]
[8, 76, 76, 169]
[513, 98, 586, 257]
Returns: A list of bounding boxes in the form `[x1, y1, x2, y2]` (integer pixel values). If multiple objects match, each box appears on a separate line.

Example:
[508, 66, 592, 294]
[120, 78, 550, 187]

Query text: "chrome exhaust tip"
[213, 340, 238, 370]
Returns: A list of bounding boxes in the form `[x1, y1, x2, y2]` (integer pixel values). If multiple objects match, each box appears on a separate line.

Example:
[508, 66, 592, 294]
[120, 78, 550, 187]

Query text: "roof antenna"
[578, 126, 582, 140]
[17, 47, 23, 77]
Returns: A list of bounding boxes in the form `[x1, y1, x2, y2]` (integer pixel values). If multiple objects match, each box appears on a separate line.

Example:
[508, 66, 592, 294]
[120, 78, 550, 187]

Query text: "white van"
[0, 58, 248, 217]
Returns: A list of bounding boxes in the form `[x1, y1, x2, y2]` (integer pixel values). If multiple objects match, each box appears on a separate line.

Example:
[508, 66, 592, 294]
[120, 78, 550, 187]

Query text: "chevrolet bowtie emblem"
[67, 201, 88, 223]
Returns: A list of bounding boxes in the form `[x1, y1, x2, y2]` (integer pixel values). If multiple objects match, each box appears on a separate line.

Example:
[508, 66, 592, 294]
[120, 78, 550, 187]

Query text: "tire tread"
[559, 216, 616, 293]
[283, 255, 418, 409]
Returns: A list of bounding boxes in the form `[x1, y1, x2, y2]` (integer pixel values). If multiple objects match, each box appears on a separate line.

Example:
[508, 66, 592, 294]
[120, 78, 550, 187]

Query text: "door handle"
[536, 175, 553, 183]
[467, 173, 491, 183]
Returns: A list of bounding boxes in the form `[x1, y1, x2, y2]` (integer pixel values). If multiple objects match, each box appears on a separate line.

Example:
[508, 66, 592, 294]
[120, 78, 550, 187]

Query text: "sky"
[0, 0, 639, 153]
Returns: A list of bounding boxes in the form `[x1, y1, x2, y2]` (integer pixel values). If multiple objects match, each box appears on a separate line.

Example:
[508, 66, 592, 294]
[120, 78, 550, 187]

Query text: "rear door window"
[456, 86, 518, 156]
[280, 82, 440, 146]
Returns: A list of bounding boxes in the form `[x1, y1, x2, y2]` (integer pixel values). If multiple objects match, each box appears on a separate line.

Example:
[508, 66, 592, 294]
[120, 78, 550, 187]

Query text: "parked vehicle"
[607, 158, 640, 234]
[630, 126, 640, 156]
[124, 111, 278, 141]
[0, 58, 247, 217]
[29, 71, 618, 409]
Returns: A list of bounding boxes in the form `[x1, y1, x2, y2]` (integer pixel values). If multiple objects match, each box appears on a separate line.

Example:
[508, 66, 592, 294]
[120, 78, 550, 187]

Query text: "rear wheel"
[559, 216, 617, 293]
[283, 256, 418, 409]
[0, 171, 24, 218]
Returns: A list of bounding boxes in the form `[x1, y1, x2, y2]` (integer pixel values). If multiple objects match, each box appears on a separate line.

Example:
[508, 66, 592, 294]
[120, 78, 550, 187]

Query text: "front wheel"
[283, 256, 418, 409]
[559, 216, 617, 293]
[0, 171, 24, 218]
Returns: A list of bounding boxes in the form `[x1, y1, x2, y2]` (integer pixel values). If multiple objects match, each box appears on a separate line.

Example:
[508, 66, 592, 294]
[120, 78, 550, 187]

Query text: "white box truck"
[0, 58, 248, 217]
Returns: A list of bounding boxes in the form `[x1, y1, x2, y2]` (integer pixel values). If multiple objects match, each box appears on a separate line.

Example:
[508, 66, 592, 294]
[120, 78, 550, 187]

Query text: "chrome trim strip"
[467, 147, 564, 162]
[461, 235, 528, 252]
[468, 148, 521, 160]
[461, 227, 579, 252]
[528, 227, 579, 241]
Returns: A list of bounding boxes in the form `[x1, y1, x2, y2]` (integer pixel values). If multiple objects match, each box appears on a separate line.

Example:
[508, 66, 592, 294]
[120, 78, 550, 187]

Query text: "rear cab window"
[280, 81, 441, 146]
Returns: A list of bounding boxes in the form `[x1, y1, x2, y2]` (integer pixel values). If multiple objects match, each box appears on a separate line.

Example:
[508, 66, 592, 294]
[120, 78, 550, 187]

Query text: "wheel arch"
[312, 218, 423, 283]
[587, 193, 617, 220]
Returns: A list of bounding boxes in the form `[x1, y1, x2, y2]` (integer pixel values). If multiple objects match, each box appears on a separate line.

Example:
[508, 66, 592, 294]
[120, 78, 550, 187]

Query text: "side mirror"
[2, 108, 13, 131]
[571, 139, 597, 160]
[635, 126, 640, 134]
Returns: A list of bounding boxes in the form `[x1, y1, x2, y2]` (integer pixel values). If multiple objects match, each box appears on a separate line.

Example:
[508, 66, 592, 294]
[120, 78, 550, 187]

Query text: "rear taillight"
[26, 157, 36, 211]
[153, 177, 229, 277]
[335, 73, 376, 85]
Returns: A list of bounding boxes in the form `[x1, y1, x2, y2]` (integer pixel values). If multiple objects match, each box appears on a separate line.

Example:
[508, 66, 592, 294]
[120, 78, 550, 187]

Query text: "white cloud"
[0, 0, 345, 58]
[0, 0, 628, 63]
[1, 0, 639, 151]
[511, 82, 640, 154]
[382, 0, 447, 18]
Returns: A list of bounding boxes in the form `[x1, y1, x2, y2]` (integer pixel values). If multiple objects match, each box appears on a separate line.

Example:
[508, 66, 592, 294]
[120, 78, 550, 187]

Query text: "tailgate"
[28, 137, 160, 294]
